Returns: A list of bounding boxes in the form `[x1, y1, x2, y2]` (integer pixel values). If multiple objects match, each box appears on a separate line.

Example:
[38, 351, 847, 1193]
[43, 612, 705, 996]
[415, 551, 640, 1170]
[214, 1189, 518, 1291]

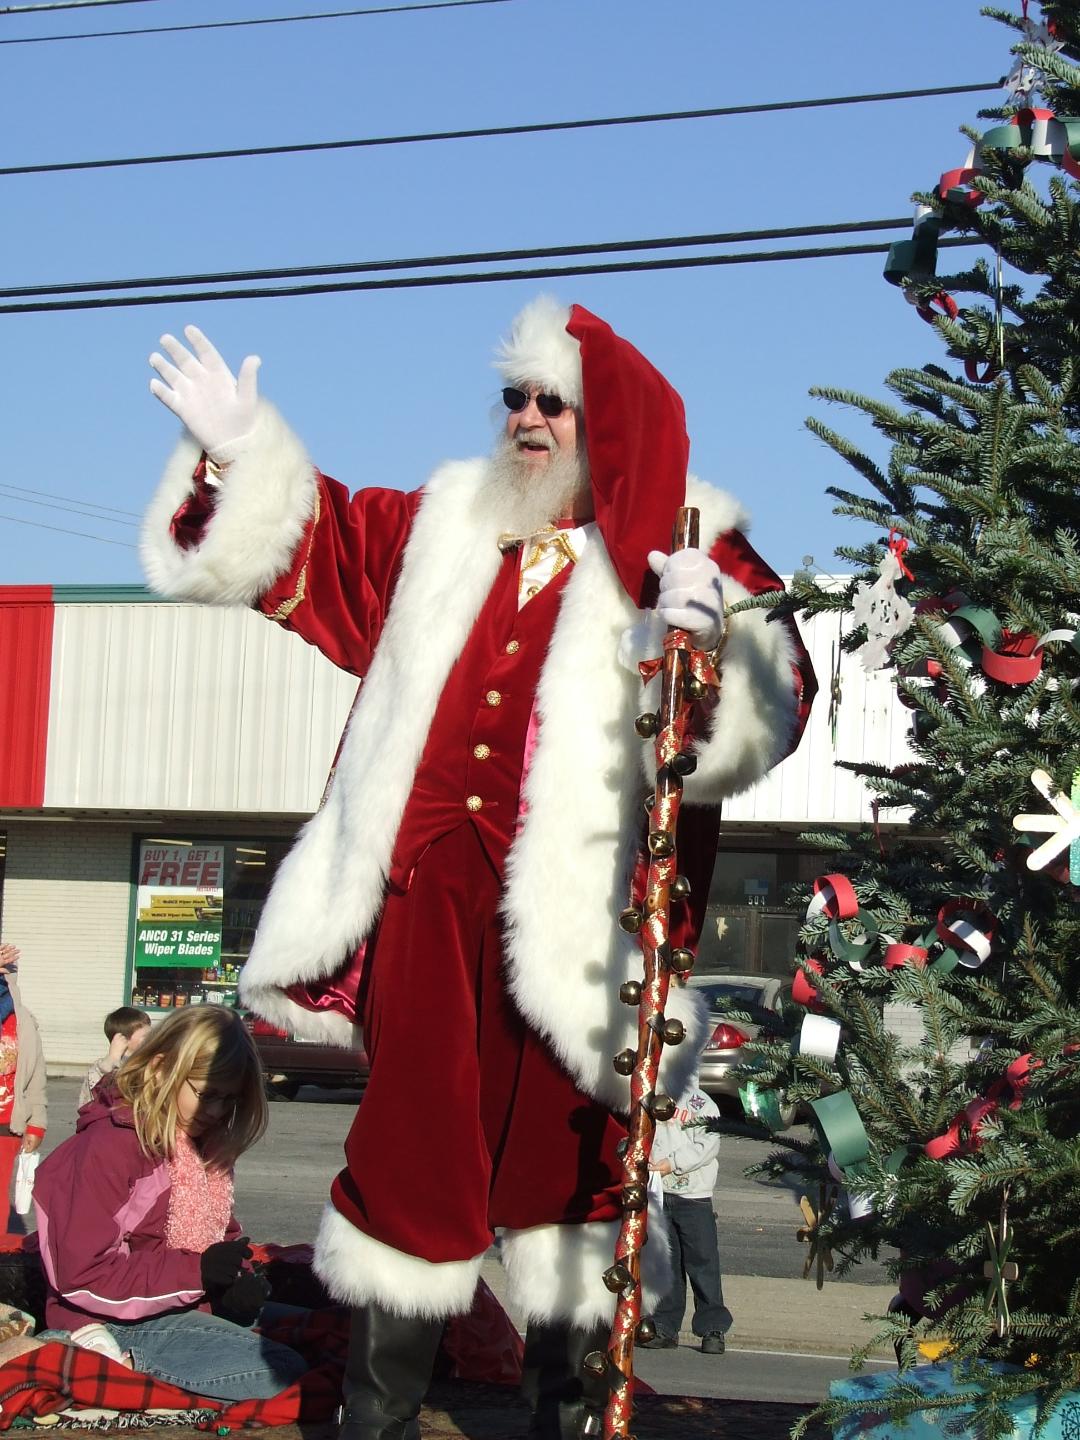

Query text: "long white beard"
[484, 432, 592, 536]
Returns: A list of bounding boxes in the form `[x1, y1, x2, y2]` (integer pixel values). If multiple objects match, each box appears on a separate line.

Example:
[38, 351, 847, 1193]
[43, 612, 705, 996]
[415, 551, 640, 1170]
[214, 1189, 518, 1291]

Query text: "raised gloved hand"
[149, 325, 261, 462]
[211, 1268, 272, 1327]
[647, 548, 725, 649]
[200, 1237, 252, 1293]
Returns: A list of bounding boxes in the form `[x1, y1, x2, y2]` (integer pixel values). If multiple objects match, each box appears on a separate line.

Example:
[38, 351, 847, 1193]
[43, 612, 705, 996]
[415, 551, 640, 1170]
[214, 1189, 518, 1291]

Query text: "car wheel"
[266, 1078, 301, 1101]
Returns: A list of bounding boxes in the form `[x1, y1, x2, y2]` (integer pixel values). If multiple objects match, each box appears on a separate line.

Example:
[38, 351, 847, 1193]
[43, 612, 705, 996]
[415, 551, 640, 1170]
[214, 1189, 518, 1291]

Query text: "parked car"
[687, 973, 797, 1128]
[244, 1014, 370, 1100]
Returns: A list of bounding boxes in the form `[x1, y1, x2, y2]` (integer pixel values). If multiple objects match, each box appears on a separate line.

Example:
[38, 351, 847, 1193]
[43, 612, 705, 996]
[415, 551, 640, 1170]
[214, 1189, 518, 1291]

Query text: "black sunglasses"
[502, 387, 567, 419]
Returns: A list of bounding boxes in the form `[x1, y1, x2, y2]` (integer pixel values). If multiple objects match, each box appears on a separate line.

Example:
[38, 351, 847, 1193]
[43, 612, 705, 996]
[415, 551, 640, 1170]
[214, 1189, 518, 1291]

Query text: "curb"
[479, 1258, 897, 1359]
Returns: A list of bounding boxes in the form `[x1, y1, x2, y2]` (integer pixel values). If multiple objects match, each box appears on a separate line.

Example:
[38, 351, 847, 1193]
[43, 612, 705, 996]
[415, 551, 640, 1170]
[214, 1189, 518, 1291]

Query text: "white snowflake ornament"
[1004, 19, 1065, 101]
[852, 550, 914, 671]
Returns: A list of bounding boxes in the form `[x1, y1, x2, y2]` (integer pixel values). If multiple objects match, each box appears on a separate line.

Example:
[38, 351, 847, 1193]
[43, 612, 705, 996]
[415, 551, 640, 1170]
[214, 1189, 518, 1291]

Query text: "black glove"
[200, 1237, 252, 1292]
[211, 1268, 272, 1327]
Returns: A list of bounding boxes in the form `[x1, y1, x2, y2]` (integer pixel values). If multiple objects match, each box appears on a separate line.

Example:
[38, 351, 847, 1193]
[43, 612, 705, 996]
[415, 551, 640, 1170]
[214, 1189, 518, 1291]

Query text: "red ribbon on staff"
[638, 648, 720, 690]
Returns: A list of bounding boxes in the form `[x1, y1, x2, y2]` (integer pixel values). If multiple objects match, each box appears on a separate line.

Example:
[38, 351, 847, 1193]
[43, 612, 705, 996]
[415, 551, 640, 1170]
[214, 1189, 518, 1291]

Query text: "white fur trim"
[636, 475, 801, 805]
[499, 1208, 671, 1328]
[494, 296, 582, 407]
[500, 540, 708, 1111]
[313, 1204, 483, 1319]
[141, 400, 317, 606]
[617, 611, 667, 675]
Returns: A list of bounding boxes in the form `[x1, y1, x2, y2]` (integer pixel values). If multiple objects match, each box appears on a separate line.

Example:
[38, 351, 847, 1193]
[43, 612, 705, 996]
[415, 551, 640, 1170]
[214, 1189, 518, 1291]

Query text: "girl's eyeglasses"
[186, 1079, 238, 1107]
[502, 387, 567, 419]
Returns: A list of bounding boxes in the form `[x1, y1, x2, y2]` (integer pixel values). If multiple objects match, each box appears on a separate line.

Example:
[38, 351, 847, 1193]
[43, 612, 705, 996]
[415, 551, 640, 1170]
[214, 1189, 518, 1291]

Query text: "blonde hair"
[115, 1007, 267, 1170]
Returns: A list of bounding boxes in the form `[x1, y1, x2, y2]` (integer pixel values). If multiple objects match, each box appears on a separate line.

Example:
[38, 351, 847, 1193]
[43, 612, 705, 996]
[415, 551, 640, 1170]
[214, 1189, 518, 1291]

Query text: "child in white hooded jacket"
[643, 1077, 733, 1354]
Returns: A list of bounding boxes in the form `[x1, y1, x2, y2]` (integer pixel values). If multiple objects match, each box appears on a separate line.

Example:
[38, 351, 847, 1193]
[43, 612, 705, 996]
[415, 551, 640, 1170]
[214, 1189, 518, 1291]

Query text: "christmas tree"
[740, 4, 1080, 1434]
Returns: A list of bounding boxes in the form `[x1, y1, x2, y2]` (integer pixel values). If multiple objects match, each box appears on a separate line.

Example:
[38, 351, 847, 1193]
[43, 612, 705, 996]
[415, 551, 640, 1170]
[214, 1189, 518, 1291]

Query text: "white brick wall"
[1, 821, 133, 1070]
[883, 1001, 925, 1049]
[884, 1001, 974, 1065]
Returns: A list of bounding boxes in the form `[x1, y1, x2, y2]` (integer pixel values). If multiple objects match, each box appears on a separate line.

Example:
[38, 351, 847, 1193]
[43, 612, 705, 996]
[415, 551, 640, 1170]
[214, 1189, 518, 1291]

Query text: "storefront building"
[0, 584, 912, 1070]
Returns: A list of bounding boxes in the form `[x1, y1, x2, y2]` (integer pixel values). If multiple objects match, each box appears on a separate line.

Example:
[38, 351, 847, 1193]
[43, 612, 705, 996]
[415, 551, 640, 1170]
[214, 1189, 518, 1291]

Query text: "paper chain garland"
[779, 874, 1002, 1240]
[931, 594, 1080, 686]
[799, 873, 998, 984]
[926, 1040, 1080, 1162]
[885, 104, 1080, 351]
[924, 1054, 1038, 1160]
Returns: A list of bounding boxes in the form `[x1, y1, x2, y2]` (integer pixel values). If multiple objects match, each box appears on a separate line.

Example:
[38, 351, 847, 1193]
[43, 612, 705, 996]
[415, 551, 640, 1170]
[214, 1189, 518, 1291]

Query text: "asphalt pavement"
[38, 1077, 899, 1402]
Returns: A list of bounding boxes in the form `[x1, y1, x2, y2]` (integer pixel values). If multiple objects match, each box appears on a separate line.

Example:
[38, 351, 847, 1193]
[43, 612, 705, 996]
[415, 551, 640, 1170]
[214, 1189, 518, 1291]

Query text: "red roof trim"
[0, 587, 54, 807]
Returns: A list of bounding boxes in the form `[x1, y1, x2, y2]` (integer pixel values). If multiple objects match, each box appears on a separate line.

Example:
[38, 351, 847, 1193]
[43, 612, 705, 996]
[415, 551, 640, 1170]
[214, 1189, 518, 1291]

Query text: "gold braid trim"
[267, 486, 321, 623]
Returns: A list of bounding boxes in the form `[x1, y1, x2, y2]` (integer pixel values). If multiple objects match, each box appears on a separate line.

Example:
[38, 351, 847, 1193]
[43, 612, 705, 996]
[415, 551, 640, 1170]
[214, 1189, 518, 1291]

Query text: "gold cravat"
[516, 527, 579, 604]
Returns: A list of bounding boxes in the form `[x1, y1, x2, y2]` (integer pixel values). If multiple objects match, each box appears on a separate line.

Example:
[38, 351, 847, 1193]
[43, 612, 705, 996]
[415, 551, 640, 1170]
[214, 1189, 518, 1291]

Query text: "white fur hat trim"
[494, 295, 582, 407]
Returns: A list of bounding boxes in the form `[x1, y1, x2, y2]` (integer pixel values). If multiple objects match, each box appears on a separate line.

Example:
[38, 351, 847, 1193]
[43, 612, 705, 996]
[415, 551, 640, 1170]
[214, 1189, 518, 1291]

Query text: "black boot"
[521, 1319, 610, 1440]
[338, 1304, 445, 1440]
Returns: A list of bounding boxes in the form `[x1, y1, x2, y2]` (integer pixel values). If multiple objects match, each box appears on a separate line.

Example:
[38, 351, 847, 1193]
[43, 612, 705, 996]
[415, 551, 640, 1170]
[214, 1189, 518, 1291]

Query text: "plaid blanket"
[0, 1306, 347, 1430]
[0, 1246, 527, 1430]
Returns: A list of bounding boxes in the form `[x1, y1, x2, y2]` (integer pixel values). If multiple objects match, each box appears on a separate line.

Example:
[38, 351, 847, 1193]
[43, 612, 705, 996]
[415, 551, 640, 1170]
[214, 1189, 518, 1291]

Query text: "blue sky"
[1, 0, 1016, 585]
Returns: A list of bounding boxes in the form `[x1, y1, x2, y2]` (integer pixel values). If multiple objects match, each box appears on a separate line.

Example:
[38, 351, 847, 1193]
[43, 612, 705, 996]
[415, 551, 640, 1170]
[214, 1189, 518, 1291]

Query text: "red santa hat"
[495, 297, 689, 608]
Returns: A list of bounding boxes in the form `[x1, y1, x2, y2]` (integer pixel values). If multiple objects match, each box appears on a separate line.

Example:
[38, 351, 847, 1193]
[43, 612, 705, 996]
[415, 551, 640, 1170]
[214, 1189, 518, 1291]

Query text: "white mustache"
[515, 428, 555, 451]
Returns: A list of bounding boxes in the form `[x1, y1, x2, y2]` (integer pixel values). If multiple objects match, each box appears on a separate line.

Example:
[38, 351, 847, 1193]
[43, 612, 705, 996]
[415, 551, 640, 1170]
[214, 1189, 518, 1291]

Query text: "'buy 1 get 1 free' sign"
[134, 843, 224, 969]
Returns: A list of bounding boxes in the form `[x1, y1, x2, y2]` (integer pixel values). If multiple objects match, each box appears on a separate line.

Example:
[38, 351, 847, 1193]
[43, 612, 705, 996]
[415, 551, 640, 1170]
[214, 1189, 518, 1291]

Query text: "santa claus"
[143, 297, 816, 1440]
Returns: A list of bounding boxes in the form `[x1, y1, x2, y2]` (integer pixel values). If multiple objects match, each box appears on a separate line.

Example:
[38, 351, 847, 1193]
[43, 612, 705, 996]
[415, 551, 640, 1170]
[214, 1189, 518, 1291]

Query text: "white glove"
[647, 547, 725, 649]
[149, 325, 261, 462]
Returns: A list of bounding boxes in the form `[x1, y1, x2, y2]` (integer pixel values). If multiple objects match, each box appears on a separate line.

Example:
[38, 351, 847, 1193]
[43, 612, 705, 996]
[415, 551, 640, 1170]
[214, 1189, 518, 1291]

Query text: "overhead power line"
[0, 0, 158, 11]
[0, 486, 138, 527]
[0, 218, 916, 300]
[1, 81, 1003, 171]
[0, 512, 135, 547]
[0, 0, 514, 44]
[0, 479, 139, 517]
[0, 235, 980, 315]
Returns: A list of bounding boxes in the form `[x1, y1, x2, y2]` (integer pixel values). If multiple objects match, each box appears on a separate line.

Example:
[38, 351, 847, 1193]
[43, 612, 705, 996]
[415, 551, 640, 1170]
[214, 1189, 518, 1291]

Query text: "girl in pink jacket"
[34, 1007, 306, 1400]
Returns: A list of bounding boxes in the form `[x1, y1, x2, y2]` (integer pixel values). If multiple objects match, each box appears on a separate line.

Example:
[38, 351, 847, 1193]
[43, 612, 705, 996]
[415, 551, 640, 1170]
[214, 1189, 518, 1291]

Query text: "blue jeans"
[653, 1194, 734, 1340]
[100, 1310, 308, 1400]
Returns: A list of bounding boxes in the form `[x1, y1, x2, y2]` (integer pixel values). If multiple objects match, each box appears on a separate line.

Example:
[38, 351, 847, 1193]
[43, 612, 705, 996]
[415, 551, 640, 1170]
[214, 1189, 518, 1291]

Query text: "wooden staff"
[592, 506, 714, 1439]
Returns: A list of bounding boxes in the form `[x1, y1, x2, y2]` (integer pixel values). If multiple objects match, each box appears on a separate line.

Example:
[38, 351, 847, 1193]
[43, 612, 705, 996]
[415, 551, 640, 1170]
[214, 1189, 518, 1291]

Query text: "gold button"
[466, 795, 483, 812]
[526, 585, 540, 598]
[505, 640, 520, 655]
[485, 690, 502, 707]
[473, 744, 491, 760]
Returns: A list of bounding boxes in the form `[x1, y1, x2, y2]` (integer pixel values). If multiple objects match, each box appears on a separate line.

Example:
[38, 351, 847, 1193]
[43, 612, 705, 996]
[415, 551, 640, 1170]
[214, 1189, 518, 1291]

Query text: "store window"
[131, 837, 293, 1013]
[697, 849, 801, 978]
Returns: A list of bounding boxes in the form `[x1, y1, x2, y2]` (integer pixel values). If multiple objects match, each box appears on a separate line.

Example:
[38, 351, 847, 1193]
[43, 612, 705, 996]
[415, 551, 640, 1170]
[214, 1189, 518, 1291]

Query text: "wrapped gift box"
[831, 1362, 1080, 1440]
